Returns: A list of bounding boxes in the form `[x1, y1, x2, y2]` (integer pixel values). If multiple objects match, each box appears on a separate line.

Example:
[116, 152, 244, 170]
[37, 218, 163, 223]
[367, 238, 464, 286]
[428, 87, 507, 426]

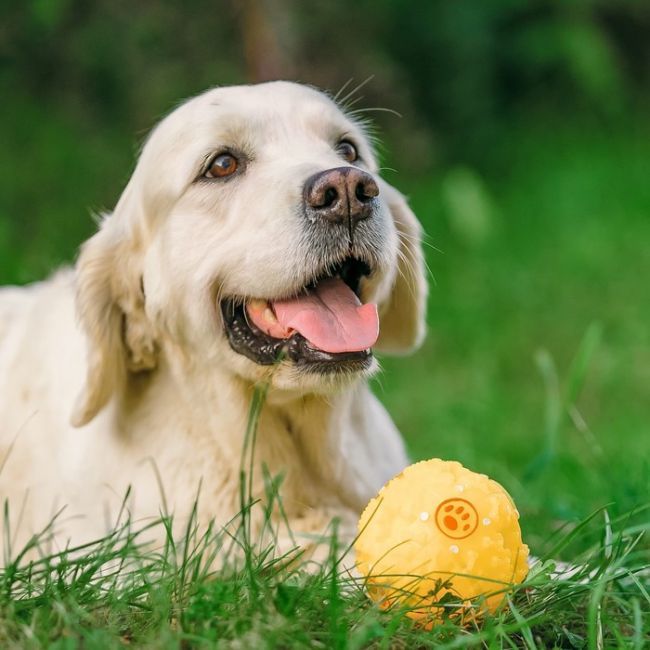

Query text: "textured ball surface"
[355, 459, 529, 623]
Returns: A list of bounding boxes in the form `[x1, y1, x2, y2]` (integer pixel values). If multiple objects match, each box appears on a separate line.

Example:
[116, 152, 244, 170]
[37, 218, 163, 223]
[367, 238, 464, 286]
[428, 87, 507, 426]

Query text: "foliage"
[2, 1, 650, 169]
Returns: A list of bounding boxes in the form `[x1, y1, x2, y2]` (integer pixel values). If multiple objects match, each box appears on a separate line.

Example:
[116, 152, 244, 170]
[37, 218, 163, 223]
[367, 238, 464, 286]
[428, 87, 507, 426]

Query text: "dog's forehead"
[206, 81, 337, 112]
[161, 82, 353, 146]
[136, 82, 374, 192]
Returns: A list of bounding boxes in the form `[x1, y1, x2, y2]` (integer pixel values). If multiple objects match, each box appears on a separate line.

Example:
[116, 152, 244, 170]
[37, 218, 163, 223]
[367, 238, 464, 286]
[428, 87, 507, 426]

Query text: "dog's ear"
[71, 183, 158, 427]
[374, 180, 428, 354]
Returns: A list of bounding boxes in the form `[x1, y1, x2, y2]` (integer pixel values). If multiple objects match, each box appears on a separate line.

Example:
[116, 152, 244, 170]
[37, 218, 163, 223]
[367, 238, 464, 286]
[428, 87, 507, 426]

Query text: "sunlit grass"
[0, 381, 647, 647]
[0, 464, 647, 647]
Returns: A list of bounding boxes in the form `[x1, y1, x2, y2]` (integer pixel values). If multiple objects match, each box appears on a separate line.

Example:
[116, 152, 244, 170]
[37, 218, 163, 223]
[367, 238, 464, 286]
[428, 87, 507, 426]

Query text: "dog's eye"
[336, 140, 358, 163]
[205, 153, 239, 179]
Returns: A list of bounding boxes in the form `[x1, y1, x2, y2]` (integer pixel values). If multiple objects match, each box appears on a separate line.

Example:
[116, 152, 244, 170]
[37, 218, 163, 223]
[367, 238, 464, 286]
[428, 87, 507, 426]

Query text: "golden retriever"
[0, 81, 426, 563]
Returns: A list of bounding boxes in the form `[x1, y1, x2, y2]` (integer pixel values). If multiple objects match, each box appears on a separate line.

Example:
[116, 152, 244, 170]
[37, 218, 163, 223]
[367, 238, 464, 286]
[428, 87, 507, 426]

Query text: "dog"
[0, 82, 427, 563]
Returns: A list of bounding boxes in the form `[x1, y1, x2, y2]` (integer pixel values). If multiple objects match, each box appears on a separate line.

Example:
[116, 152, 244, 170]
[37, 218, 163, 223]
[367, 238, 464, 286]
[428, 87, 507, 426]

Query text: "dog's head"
[71, 82, 427, 426]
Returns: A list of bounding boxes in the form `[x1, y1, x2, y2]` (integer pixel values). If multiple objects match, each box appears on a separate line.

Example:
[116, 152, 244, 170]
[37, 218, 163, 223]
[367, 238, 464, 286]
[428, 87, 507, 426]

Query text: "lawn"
[0, 111, 648, 647]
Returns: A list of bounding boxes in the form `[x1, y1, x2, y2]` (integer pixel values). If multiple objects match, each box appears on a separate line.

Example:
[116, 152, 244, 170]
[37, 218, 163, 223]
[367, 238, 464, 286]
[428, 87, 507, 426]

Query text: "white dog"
[0, 82, 427, 563]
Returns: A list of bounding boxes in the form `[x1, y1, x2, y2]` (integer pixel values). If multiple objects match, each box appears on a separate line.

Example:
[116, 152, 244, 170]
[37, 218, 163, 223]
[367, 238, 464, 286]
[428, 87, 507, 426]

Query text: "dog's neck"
[119, 353, 370, 513]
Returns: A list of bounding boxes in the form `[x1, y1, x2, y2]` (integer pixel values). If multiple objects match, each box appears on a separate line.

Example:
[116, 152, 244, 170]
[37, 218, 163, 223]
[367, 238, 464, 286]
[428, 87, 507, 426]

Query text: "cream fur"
[0, 82, 427, 563]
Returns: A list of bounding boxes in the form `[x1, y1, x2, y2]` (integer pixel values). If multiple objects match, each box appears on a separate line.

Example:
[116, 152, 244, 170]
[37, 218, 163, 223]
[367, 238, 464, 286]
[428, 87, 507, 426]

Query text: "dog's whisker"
[348, 107, 403, 119]
[337, 75, 375, 108]
[341, 95, 365, 111]
[395, 233, 436, 286]
[393, 248, 421, 304]
[333, 78, 355, 103]
[397, 229, 441, 254]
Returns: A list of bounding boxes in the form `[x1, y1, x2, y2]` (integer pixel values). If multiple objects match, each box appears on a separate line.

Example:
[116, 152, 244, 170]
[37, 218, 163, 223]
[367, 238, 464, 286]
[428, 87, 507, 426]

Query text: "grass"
[0, 382, 647, 648]
[0, 383, 646, 648]
[0, 109, 649, 646]
[0, 511, 647, 649]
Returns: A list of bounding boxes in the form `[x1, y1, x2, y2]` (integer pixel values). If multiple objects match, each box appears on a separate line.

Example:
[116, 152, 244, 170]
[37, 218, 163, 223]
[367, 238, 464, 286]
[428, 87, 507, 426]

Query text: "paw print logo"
[434, 498, 479, 539]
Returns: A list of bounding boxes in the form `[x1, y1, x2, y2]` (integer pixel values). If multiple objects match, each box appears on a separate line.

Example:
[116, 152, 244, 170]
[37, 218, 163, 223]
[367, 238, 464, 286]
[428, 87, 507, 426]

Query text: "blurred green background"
[1, 0, 648, 553]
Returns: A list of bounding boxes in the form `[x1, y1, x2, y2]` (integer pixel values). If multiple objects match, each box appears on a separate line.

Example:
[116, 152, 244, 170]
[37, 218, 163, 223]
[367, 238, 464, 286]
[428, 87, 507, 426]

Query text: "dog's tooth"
[248, 298, 267, 311]
[263, 307, 278, 324]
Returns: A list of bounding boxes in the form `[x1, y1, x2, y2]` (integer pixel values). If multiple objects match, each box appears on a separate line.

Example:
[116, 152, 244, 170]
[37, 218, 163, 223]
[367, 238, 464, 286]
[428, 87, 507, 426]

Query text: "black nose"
[303, 166, 379, 227]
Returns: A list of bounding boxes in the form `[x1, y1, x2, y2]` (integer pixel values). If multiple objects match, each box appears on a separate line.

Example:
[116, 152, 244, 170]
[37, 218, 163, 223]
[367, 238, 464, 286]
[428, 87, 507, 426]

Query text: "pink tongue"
[247, 278, 379, 354]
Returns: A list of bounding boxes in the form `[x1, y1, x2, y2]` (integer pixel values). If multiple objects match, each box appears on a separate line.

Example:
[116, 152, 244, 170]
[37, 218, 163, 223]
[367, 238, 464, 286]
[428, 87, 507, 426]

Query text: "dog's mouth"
[220, 256, 377, 372]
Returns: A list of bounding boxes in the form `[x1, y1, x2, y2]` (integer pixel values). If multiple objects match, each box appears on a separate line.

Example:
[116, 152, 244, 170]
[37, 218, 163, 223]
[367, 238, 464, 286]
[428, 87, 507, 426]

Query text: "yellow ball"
[355, 459, 529, 625]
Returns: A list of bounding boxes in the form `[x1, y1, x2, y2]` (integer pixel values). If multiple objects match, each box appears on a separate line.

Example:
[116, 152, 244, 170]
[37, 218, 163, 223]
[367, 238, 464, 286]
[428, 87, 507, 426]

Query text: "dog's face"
[71, 82, 427, 426]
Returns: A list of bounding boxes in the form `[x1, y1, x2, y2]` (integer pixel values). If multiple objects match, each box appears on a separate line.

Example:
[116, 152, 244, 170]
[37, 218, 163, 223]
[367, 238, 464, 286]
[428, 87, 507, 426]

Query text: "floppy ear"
[71, 191, 158, 428]
[374, 181, 428, 354]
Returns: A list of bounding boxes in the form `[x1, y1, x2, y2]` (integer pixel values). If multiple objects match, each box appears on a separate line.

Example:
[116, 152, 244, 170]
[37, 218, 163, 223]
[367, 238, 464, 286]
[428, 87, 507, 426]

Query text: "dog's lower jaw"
[272, 355, 379, 396]
[205, 329, 378, 398]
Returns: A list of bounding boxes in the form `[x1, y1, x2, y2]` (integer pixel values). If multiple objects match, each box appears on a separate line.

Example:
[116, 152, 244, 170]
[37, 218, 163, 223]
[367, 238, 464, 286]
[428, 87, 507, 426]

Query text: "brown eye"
[336, 140, 358, 163]
[205, 153, 238, 178]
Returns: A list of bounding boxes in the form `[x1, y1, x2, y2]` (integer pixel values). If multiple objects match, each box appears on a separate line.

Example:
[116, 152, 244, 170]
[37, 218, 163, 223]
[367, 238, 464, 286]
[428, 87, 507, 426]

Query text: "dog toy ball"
[355, 459, 529, 625]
